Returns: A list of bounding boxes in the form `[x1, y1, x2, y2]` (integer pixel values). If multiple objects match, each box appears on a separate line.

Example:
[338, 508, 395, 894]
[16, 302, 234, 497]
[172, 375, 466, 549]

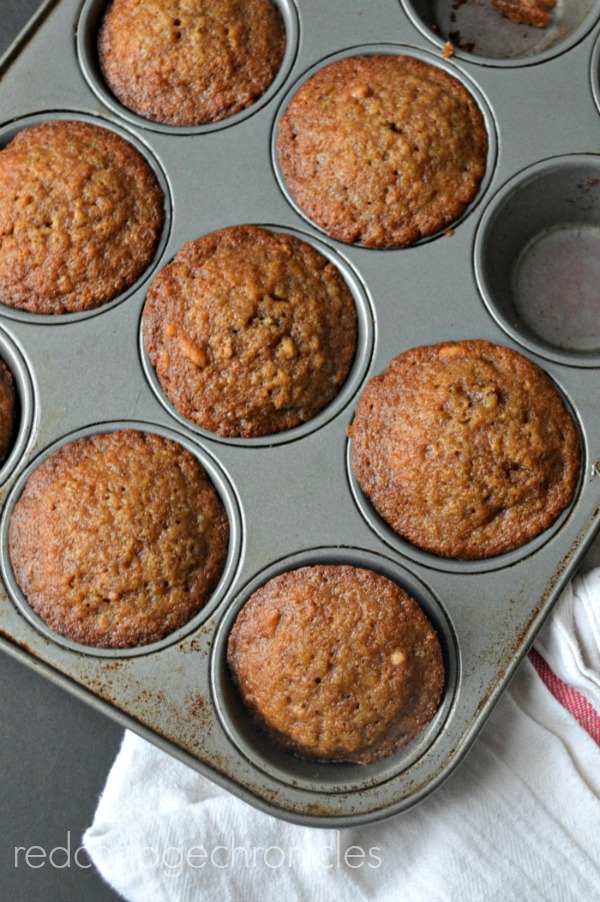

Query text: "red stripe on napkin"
[528, 648, 600, 746]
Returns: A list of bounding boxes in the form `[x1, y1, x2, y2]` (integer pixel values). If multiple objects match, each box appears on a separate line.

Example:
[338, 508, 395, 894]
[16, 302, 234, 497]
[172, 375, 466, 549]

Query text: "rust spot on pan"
[0, 628, 33, 655]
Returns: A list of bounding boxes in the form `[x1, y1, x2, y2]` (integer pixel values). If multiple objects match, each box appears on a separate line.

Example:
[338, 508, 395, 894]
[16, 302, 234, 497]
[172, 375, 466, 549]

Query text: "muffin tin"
[0, 0, 599, 827]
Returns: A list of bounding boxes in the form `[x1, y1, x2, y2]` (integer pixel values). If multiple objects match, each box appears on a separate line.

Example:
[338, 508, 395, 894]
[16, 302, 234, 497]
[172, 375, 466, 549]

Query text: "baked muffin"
[227, 565, 445, 763]
[0, 120, 164, 314]
[8, 430, 229, 648]
[277, 54, 488, 248]
[350, 340, 581, 559]
[0, 359, 16, 466]
[492, 0, 555, 27]
[99, 0, 286, 126]
[143, 225, 357, 438]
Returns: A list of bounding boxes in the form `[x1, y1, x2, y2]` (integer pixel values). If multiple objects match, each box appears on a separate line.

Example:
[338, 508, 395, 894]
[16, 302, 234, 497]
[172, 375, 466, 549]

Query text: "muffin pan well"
[1, 421, 243, 658]
[402, 0, 600, 64]
[271, 43, 497, 247]
[0, 111, 173, 324]
[139, 224, 375, 447]
[77, 0, 300, 134]
[211, 546, 458, 795]
[475, 155, 600, 366]
[0, 0, 599, 826]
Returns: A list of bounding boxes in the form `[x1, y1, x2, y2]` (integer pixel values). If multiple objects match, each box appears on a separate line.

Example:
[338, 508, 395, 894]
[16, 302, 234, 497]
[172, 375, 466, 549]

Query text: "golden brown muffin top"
[227, 564, 444, 763]
[350, 340, 581, 559]
[143, 225, 357, 438]
[9, 430, 229, 648]
[99, 0, 286, 126]
[277, 54, 488, 248]
[0, 120, 164, 314]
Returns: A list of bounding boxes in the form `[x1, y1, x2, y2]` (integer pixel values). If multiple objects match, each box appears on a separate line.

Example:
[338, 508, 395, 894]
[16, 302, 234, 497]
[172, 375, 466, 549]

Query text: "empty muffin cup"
[400, 0, 600, 65]
[475, 155, 600, 367]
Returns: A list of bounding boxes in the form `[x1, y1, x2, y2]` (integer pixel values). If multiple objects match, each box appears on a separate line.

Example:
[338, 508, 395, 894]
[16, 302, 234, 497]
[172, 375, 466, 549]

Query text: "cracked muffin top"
[350, 340, 581, 559]
[277, 54, 488, 248]
[0, 119, 164, 314]
[143, 225, 357, 438]
[99, 0, 286, 126]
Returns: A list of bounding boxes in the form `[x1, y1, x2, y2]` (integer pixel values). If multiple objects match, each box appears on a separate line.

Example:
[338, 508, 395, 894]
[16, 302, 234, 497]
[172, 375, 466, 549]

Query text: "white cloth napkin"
[84, 547, 600, 902]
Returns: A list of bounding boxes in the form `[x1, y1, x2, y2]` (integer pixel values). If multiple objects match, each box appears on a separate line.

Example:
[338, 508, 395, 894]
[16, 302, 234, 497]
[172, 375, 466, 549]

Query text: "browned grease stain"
[578, 177, 600, 194]
[0, 628, 33, 655]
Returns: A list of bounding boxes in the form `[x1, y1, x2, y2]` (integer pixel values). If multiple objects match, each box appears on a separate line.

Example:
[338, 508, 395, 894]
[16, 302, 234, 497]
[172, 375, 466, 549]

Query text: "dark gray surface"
[1, 0, 46, 46]
[0, 652, 123, 902]
[1, 4, 125, 901]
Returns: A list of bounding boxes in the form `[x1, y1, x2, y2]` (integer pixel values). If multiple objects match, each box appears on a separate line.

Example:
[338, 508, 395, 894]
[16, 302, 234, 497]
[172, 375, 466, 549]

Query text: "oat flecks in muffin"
[350, 340, 581, 559]
[99, 0, 286, 126]
[8, 430, 229, 647]
[0, 359, 16, 465]
[0, 120, 164, 314]
[227, 564, 445, 763]
[277, 54, 488, 248]
[143, 225, 358, 438]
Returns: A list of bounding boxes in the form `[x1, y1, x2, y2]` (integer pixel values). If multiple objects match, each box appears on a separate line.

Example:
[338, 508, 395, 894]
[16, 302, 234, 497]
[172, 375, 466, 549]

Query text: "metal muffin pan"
[0, 0, 599, 827]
